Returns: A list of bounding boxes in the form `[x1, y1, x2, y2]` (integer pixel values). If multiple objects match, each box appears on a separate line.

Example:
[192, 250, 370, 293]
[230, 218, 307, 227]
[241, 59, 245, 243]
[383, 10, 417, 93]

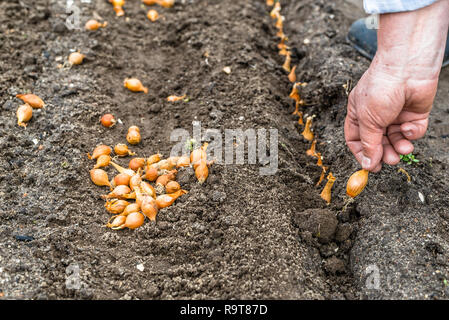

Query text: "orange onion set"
[266, 1, 370, 203]
[88, 131, 213, 229]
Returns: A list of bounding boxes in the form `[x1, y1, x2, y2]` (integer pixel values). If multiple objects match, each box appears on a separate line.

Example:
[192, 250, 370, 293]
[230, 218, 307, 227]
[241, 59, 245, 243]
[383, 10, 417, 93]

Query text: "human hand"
[344, 1, 449, 172]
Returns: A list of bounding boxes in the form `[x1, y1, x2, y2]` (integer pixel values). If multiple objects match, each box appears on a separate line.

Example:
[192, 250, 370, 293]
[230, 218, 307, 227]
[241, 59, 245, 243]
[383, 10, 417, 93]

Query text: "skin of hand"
[345, 0, 449, 172]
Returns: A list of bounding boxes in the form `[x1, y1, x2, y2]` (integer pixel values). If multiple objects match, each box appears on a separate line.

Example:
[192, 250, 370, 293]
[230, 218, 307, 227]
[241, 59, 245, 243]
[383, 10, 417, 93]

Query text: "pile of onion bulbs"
[89, 135, 213, 230]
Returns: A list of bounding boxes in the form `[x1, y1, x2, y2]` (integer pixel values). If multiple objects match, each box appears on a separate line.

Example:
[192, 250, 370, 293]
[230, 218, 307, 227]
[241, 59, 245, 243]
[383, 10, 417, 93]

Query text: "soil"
[0, 0, 448, 300]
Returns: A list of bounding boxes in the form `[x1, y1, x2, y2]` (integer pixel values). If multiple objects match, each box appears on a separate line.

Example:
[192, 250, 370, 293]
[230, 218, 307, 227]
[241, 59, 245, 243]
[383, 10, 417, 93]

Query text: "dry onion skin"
[16, 104, 33, 128]
[88, 145, 112, 160]
[110, 161, 136, 176]
[90, 169, 111, 188]
[320, 173, 336, 204]
[126, 126, 141, 145]
[124, 78, 148, 93]
[68, 52, 85, 65]
[16, 94, 45, 109]
[147, 9, 159, 22]
[114, 143, 135, 157]
[85, 19, 107, 31]
[346, 169, 369, 198]
[100, 114, 116, 128]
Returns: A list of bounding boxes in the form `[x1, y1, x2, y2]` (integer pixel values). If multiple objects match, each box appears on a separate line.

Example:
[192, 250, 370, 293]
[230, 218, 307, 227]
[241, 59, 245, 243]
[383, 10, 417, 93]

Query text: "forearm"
[374, 0, 449, 81]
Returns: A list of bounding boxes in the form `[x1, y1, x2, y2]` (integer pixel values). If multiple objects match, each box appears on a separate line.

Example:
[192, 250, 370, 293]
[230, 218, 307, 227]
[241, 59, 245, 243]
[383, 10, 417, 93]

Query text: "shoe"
[347, 18, 449, 67]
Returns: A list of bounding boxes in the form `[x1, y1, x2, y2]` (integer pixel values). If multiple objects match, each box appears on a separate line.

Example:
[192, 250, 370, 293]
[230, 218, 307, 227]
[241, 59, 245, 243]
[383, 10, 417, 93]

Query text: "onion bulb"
[282, 52, 291, 72]
[103, 185, 134, 199]
[346, 169, 369, 198]
[16, 94, 45, 109]
[288, 66, 297, 83]
[110, 161, 136, 176]
[302, 116, 314, 141]
[114, 173, 131, 186]
[106, 215, 127, 229]
[109, 211, 145, 230]
[155, 169, 177, 193]
[144, 165, 159, 181]
[113, 5, 125, 16]
[122, 203, 140, 216]
[90, 169, 111, 187]
[68, 52, 85, 65]
[129, 172, 143, 191]
[195, 160, 209, 184]
[147, 153, 162, 165]
[158, 0, 175, 8]
[85, 19, 107, 31]
[141, 196, 158, 221]
[127, 126, 141, 145]
[94, 154, 111, 169]
[114, 143, 135, 157]
[266, 0, 274, 6]
[289, 83, 300, 103]
[306, 140, 317, 157]
[105, 199, 129, 214]
[320, 173, 336, 204]
[140, 181, 156, 198]
[17, 104, 33, 128]
[190, 143, 208, 169]
[147, 9, 159, 22]
[129, 158, 145, 171]
[167, 94, 186, 102]
[176, 156, 190, 168]
[165, 181, 180, 194]
[315, 152, 323, 167]
[88, 145, 112, 160]
[142, 0, 158, 4]
[270, 2, 281, 19]
[124, 78, 148, 93]
[155, 189, 188, 209]
[100, 114, 116, 128]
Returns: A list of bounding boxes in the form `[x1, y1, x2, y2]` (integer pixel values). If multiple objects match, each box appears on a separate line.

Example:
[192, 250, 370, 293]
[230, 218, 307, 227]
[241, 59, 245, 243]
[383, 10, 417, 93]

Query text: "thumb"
[359, 123, 384, 171]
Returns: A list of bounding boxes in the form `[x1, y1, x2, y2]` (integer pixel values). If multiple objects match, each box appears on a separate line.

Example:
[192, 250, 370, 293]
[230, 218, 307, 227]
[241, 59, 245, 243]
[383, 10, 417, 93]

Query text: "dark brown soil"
[0, 0, 448, 300]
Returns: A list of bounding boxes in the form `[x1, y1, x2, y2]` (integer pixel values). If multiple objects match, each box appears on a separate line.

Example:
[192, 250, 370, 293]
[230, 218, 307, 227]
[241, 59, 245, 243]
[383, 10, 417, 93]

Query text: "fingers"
[358, 123, 384, 171]
[388, 125, 414, 154]
[400, 118, 428, 140]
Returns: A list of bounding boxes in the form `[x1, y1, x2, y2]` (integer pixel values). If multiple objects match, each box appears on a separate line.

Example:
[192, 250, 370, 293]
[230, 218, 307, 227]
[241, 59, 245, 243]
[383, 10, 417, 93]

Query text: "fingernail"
[362, 156, 371, 169]
[404, 131, 413, 137]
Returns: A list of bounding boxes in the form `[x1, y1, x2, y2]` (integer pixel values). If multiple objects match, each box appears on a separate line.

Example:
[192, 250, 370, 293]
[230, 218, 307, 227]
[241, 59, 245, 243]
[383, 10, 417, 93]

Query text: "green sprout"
[400, 153, 419, 165]
[185, 138, 197, 152]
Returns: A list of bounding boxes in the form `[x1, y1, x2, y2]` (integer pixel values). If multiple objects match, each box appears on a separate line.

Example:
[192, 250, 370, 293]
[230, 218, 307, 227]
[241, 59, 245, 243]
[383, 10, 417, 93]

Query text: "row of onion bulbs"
[266, 0, 368, 203]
